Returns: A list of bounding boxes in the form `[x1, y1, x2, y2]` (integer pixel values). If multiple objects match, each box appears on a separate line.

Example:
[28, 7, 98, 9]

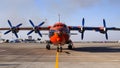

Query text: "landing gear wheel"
[68, 45, 72, 50]
[60, 47, 62, 52]
[46, 44, 50, 50]
[57, 47, 59, 52]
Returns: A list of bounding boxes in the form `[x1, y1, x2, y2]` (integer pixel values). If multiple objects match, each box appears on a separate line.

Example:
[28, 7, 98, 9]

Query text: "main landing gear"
[67, 40, 73, 50]
[46, 44, 50, 50]
[68, 44, 73, 50]
[46, 41, 51, 50]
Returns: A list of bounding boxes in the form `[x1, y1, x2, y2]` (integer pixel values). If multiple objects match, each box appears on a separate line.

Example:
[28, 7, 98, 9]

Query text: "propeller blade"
[16, 23, 22, 27]
[81, 32, 84, 40]
[29, 20, 35, 27]
[27, 30, 34, 35]
[82, 18, 85, 27]
[103, 19, 108, 39]
[38, 31, 42, 37]
[38, 22, 45, 26]
[8, 20, 13, 27]
[4, 30, 11, 35]
[14, 32, 18, 38]
[105, 32, 108, 40]
[103, 19, 106, 27]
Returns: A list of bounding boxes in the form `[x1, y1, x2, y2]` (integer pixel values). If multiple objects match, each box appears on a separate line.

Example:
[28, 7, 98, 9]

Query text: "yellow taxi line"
[55, 52, 59, 68]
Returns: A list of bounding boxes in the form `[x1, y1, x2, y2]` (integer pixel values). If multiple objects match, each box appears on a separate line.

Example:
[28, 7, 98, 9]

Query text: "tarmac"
[0, 42, 120, 68]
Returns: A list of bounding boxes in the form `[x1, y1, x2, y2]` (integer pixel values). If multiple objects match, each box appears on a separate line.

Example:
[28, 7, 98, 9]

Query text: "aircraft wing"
[0, 27, 50, 30]
[68, 26, 120, 40]
[1, 27, 120, 31]
[0, 19, 50, 38]
[68, 18, 120, 40]
[19, 27, 50, 30]
[69, 26, 120, 31]
[0, 27, 50, 38]
[0, 28, 10, 30]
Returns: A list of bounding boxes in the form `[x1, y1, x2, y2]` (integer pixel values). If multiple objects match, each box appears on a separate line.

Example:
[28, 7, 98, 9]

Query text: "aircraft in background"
[0, 18, 120, 52]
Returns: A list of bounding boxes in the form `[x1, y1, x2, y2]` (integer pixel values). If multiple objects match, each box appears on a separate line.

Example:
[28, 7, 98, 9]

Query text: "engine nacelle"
[99, 31, 106, 34]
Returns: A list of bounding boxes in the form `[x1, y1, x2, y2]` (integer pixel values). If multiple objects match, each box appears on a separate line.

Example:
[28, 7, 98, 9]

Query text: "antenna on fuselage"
[58, 14, 60, 22]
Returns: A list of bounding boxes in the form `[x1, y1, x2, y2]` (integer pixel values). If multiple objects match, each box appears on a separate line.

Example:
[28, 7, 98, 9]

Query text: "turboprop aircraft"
[0, 18, 120, 52]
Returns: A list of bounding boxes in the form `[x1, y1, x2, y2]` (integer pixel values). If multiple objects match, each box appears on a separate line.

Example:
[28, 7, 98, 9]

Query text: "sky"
[0, 0, 120, 41]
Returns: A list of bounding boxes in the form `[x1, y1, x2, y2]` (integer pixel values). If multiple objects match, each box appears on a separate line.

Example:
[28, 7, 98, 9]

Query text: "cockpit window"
[64, 25, 67, 28]
[49, 30, 56, 37]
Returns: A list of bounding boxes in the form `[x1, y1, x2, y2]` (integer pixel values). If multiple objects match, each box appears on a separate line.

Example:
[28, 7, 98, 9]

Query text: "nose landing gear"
[46, 44, 63, 52]
[57, 45, 62, 52]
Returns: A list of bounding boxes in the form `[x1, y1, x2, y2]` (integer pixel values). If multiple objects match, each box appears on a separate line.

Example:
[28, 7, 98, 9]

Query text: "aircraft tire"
[60, 47, 62, 52]
[46, 44, 50, 50]
[57, 47, 59, 52]
[68, 45, 72, 50]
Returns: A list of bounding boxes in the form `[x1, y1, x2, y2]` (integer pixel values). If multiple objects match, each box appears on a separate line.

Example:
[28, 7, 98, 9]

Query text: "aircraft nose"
[57, 38, 60, 41]
[58, 33, 62, 37]
[55, 32, 62, 37]
[54, 32, 62, 42]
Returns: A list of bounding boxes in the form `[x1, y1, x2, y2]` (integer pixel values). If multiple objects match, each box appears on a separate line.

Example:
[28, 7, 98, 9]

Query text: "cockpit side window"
[64, 24, 67, 28]
[49, 30, 56, 37]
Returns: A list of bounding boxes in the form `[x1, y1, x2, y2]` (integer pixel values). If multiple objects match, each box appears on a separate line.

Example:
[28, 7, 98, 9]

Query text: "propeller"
[27, 20, 45, 37]
[103, 19, 108, 40]
[81, 18, 85, 40]
[4, 20, 22, 38]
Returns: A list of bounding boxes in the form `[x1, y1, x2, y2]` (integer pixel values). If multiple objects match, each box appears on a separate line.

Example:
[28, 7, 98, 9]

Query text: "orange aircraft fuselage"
[49, 22, 70, 45]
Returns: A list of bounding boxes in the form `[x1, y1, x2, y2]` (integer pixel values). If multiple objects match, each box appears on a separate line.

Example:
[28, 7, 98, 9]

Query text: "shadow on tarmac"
[0, 64, 19, 66]
[72, 46, 120, 53]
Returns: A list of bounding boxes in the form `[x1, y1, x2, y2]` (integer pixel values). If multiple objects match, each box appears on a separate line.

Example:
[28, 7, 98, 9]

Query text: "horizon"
[0, 0, 120, 41]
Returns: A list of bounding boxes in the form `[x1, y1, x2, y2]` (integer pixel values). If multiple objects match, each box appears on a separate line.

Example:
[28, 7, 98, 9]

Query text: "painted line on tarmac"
[55, 52, 59, 68]
[0, 50, 6, 52]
